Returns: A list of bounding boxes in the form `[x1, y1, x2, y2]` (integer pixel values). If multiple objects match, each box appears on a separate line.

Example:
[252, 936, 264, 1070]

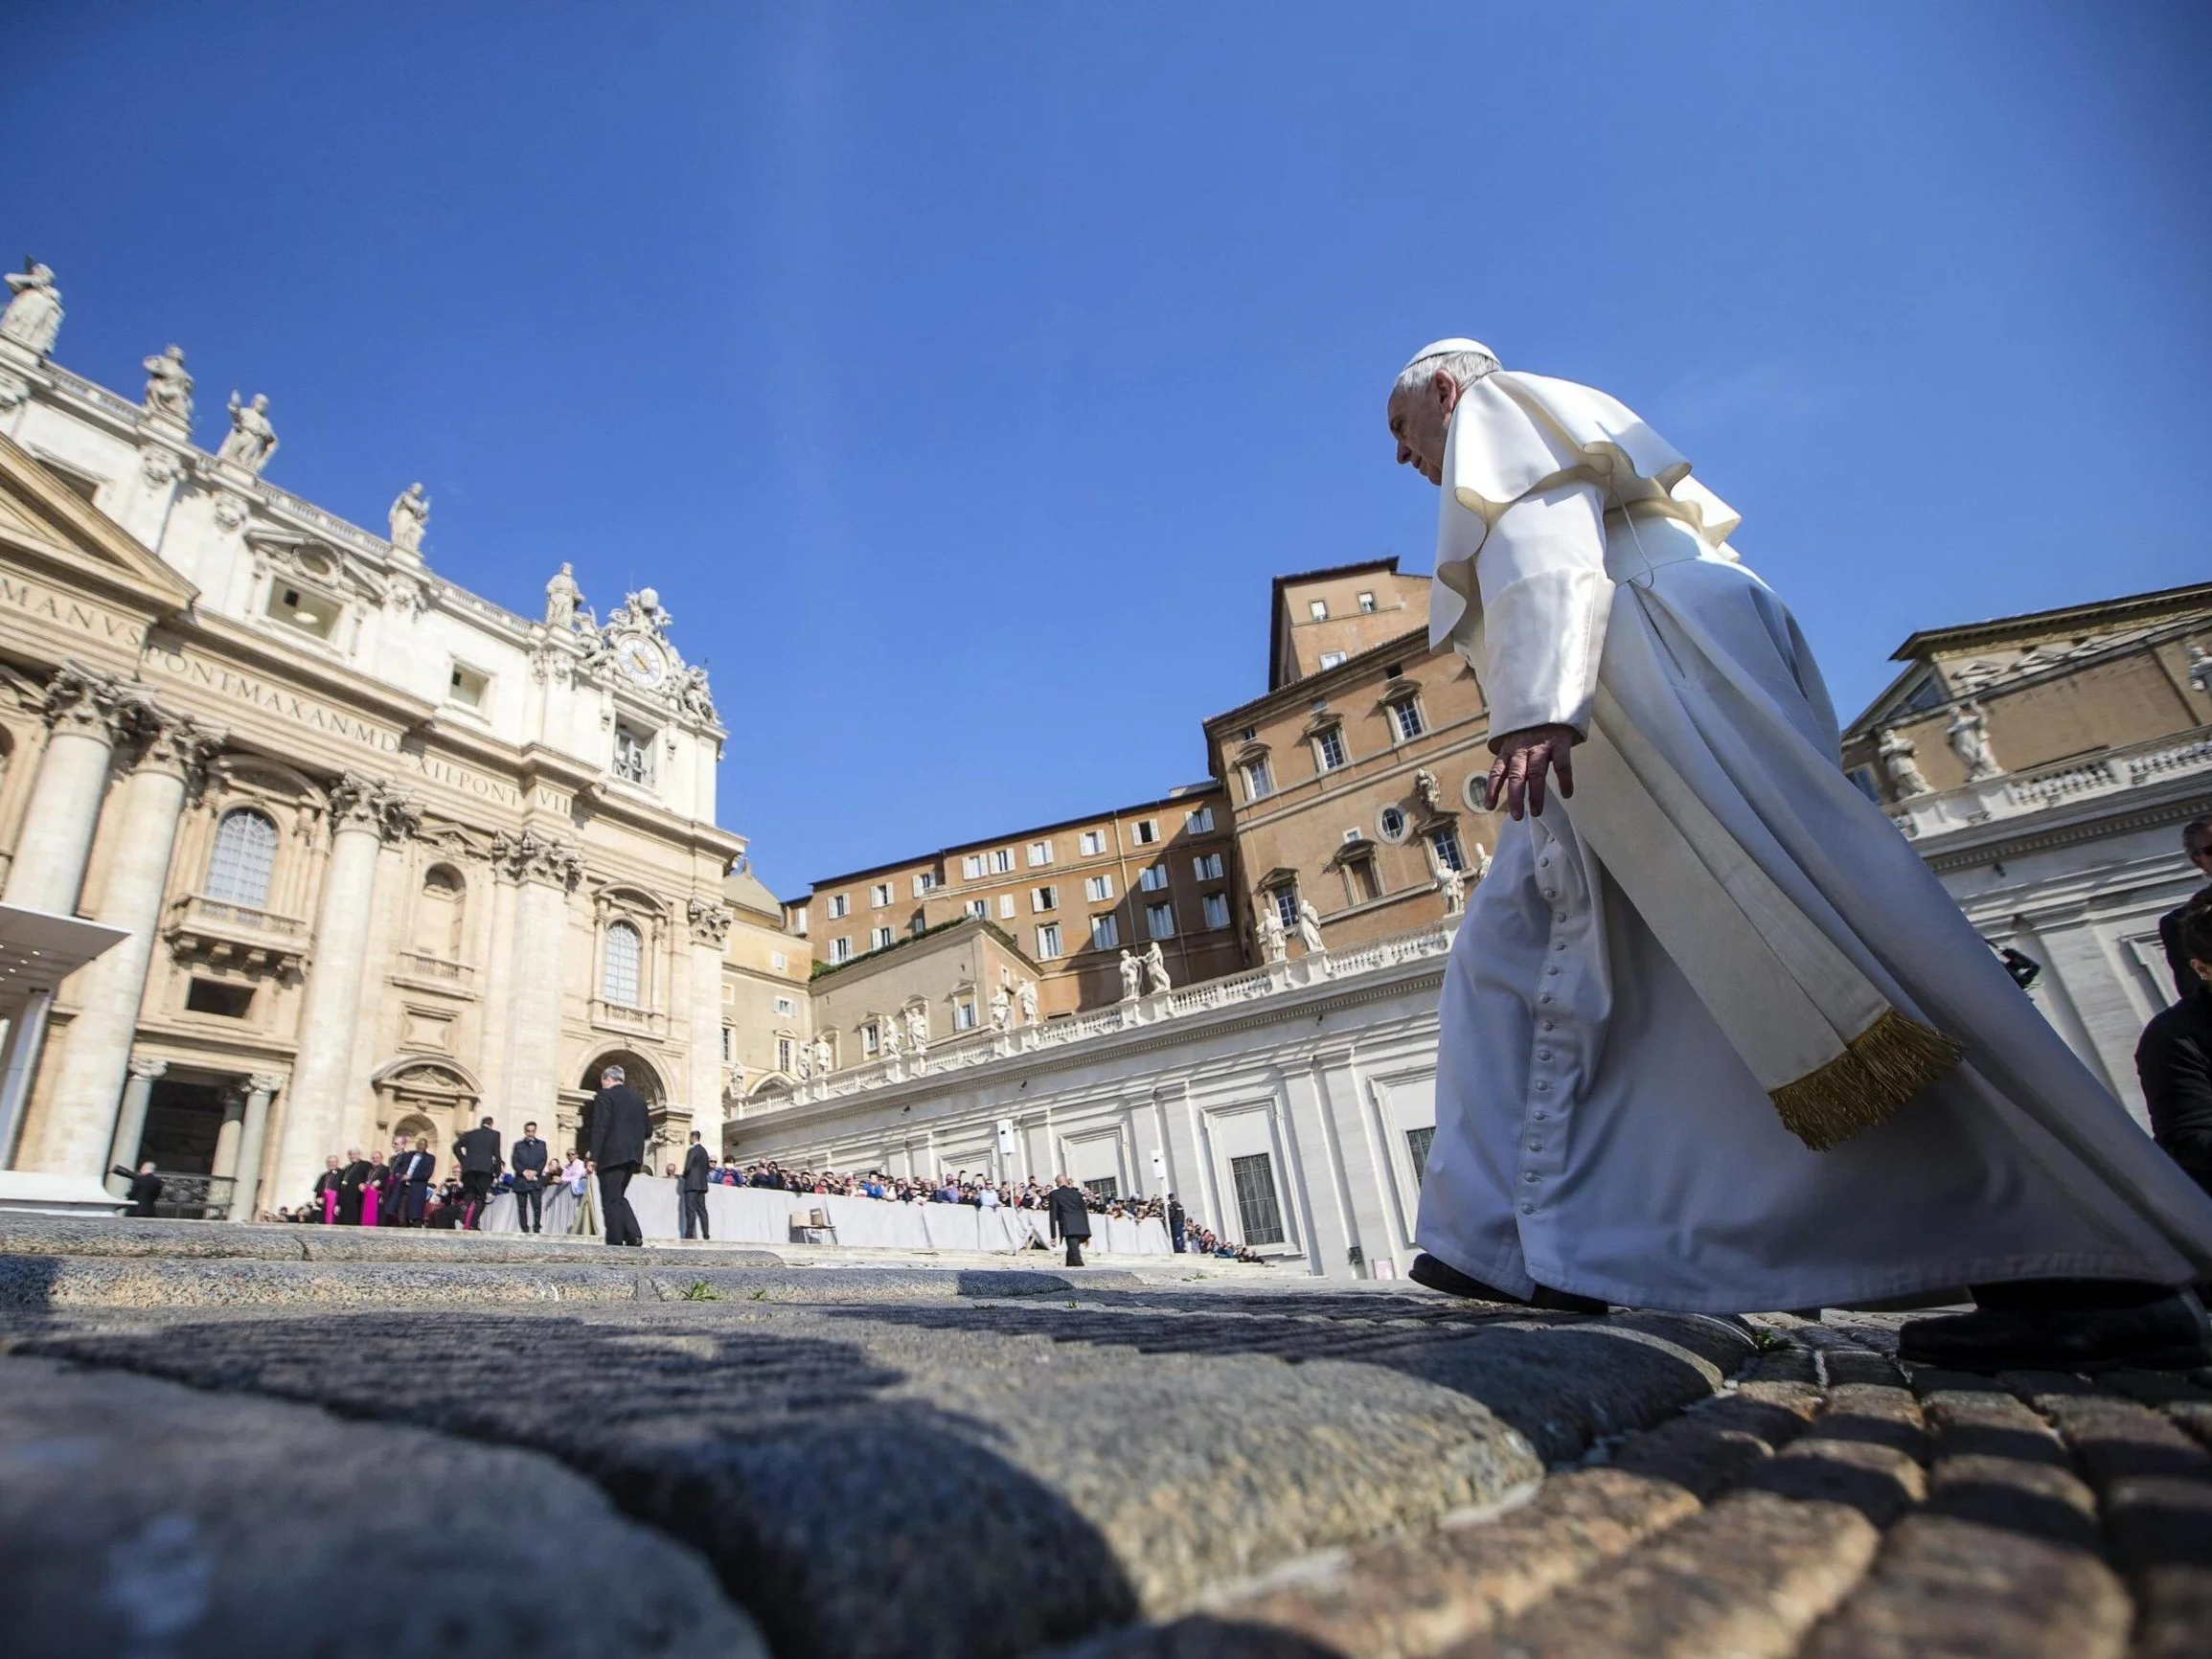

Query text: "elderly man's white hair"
[1392, 336, 1500, 402]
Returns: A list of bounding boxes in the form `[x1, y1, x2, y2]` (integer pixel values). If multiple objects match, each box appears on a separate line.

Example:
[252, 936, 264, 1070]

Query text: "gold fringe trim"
[1769, 1009, 1964, 1151]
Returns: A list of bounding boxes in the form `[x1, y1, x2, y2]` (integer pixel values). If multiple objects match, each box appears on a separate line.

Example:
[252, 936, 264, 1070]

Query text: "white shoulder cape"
[1428, 370, 1740, 656]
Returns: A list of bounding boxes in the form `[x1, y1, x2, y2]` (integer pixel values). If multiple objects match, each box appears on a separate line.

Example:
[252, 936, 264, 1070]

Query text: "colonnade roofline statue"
[217, 390, 278, 474]
[0, 259, 62, 356]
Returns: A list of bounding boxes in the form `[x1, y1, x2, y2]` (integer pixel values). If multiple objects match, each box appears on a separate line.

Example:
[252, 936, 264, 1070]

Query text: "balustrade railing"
[1888, 724, 2212, 839]
[396, 950, 475, 985]
[792, 918, 1456, 1106]
[172, 894, 307, 938]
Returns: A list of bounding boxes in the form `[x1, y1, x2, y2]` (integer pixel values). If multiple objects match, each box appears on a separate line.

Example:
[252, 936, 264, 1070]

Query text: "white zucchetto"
[1402, 337, 1495, 373]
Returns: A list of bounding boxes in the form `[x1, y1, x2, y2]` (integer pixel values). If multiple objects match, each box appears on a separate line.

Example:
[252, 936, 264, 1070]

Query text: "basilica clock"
[616, 634, 668, 689]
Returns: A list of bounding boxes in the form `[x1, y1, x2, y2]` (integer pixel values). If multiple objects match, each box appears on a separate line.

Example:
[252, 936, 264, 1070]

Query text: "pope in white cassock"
[1390, 339, 2212, 1371]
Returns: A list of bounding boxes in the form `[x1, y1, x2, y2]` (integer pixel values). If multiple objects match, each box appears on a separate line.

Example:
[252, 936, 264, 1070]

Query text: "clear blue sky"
[7, 3, 2208, 898]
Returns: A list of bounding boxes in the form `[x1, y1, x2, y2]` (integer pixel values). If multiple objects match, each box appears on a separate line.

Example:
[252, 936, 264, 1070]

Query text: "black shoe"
[1899, 1289, 2212, 1373]
[1409, 1253, 1609, 1311]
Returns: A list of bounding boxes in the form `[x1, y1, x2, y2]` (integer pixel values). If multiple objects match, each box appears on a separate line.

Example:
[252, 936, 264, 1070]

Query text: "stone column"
[686, 898, 730, 1153]
[271, 775, 417, 1207]
[228, 1073, 283, 1220]
[37, 711, 222, 1180]
[102, 1056, 168, 1194]
[210, 1085, 245, 1180]
[497, 831, 580, 1135]
[473, 864, 521, 1125]
[3, 662, 141, 915]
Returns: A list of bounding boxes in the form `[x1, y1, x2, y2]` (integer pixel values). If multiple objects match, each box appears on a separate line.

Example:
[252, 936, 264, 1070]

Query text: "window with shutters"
[1231, 1153, 1287, 1245]
[1146, 901, 1174, 940]
[1406, 1125, 1435, 1185]
[205, 808, 278, 907]
[602, 920, 643, 1006]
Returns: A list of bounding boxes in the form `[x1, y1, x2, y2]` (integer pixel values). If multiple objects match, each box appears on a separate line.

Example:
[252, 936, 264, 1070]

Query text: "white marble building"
[0, 263, 759, 1216]
[731, 921, 1457, 1279]
[1887, 733, 2212, 1125]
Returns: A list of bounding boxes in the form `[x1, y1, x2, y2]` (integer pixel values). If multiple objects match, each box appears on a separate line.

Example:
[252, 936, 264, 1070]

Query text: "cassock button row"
[1542, 889, 1557, 899]
[1540, 1019, 1555, 1031]
[1523, 1170, 1539, 1182]
[1545, 966, 1561, 977]
[1520, 1202, 1535, 1214]
[1554, 911, 1567, 922]
[1552, 940, 1567, 951]
[1537, 1048, 1552, 1060]
[1534, 1080, 1550, 1092]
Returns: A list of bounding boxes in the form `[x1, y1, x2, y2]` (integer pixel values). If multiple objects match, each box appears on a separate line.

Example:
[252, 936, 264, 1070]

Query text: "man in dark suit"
[109, 1160, 163, 1217]
[390, 1137, 436, 1227]
[679, 1129, 712, 1240]
[452, 1116, 501, 1230]
[337, 1148, 374, 1225]
[510, 1120, 549, 1235]
[2157, 818, 2212, 1001]
[1166, 1193, 1187, 1254]
[1045, 1174, 1092, 1268]
[587, 1064, 650, 1247]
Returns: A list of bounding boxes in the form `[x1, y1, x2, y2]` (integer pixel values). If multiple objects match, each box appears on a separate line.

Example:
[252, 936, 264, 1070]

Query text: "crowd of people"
[697, 1160, 1267, 1261]
[264, 1115, 1266, 1261]
[267, 1118, 594, 1232]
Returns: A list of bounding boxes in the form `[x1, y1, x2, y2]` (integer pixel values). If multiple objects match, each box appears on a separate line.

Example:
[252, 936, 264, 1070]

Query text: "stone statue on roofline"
[1017, 981, 1038, 1025]
[545, 563, 582, 630]
[1116, 949, 1143, 1001]
[142, 345, 194, 424]
[388, 483, 430, 555]
[1143, 940, 1172, 994]
[1877, 727, 1931, 799]
[1256, 903, 1288, 965]
[1945, 700, 2002, 783]
[1294, 898, 1325, 954]
[0, 259, 62, 355]
[1436, 861, 1466, 914]
[217, 391, 278, 473]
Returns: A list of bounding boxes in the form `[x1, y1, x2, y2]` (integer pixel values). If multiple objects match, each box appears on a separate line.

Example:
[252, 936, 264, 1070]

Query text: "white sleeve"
[1470, 479, 1610, 741]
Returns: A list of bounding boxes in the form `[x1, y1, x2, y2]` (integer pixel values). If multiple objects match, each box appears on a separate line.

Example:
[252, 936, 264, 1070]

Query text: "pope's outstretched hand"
[1485, 724, 1577, 820]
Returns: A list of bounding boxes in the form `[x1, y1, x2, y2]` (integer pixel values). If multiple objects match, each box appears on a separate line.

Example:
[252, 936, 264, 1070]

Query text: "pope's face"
[1387, 372, 1462, 487]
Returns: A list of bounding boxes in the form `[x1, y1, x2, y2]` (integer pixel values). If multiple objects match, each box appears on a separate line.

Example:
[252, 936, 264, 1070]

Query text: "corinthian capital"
[40, 660, 142, 744]
[686, 897, 733, 947]
[493, 828, 583, 891]
[134, 708, 227, 787]
[326, 773, 422, 843]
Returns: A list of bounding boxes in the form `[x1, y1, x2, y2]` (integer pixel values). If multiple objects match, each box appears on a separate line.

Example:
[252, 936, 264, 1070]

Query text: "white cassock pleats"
[1416, 374, 2212, 1312]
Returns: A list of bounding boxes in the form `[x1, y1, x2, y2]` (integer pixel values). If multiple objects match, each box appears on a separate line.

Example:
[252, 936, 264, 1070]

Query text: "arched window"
[205, 808, 278, 906]
[602, 919, 643, 1007]
[411, 865, 465, 958]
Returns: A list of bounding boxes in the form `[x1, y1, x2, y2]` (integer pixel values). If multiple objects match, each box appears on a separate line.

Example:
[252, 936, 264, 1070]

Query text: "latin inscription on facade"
[6, 572, 573, 818]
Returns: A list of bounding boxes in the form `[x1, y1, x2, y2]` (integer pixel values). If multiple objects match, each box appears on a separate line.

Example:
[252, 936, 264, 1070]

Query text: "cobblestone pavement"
[0, 1218, 2206, 1657]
